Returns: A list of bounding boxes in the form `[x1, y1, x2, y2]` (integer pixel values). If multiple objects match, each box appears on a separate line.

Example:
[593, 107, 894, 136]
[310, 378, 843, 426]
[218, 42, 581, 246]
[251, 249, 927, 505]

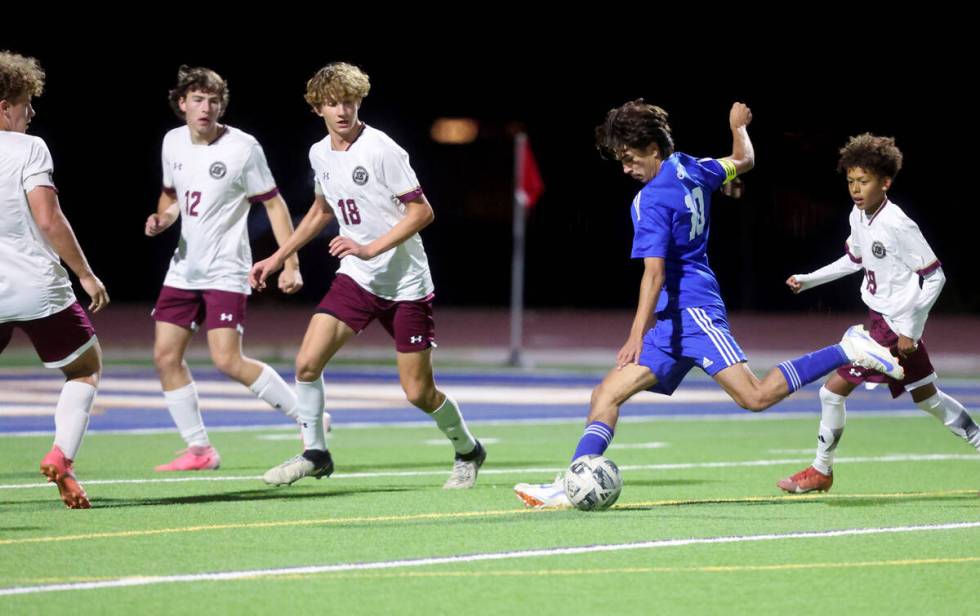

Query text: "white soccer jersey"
[161, 126, 279, 294]
[309, 125, 434, 301]
[844, 199, 941, 338]
[0, 132, 76, 322]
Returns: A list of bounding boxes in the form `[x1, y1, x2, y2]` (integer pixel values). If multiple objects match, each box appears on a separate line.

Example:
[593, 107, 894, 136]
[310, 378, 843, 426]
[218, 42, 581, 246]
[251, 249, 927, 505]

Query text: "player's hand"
[720, 177, 744, 199]
[897, 335, 918, 359]
[79, 274, 109, 314]
[145, 213, 171, 237]
[329, 236, 375, 260]
[278, 265, 304, 294]
[616, 336, 644, 370]
[786, 276, 803, 294]
[730, 102, 752, 130]
[250, 256, 283, 291]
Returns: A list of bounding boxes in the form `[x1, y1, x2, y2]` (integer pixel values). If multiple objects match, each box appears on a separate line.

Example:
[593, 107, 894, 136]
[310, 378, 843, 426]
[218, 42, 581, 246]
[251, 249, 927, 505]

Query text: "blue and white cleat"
[513, 475, 572, 509]
[840, 325, 905, 380]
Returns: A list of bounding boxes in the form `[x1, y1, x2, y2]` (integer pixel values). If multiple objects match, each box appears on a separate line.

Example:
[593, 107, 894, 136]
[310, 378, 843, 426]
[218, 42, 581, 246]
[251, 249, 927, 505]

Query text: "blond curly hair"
[304, 62, 370, 111]
[0, 51, 45, 102]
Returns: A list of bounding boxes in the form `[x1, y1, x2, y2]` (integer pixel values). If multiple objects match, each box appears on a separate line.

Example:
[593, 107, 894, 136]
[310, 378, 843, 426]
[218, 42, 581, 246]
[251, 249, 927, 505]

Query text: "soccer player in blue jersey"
[514, 100, 905, 508]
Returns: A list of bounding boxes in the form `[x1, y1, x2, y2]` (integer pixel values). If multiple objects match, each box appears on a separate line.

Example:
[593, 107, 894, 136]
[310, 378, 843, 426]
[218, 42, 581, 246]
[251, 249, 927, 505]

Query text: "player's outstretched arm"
[27, 186, 109, 313]
[789, 254, 863, 294]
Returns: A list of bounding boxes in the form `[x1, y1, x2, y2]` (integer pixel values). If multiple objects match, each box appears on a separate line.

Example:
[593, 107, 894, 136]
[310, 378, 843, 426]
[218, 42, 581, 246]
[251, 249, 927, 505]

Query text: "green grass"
[1, 415, 978, 614]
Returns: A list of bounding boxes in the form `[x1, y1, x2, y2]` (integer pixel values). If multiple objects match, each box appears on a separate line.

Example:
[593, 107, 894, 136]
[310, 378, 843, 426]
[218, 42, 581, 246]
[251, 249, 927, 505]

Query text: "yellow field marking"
[1, 489, 975, 548]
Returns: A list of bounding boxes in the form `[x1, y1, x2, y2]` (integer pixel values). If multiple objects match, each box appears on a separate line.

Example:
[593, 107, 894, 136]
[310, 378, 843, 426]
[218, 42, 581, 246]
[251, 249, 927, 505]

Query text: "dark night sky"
[4, 26, 975, 314]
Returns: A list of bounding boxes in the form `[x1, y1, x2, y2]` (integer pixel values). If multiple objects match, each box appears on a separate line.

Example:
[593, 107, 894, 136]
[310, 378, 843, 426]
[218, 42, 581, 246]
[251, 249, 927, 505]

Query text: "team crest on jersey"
[209, 162, 227, 179]
[352, 166, 369, 185]
[872, 241, 886, 258]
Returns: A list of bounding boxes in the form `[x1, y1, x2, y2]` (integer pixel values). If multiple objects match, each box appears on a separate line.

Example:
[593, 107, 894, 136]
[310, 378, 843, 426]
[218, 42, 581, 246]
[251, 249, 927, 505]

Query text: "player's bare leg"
[152, 322, 219, 471]
[398, 349, 484, 488]
[264, 314, 353, 486]
[515, 363, 656, 508]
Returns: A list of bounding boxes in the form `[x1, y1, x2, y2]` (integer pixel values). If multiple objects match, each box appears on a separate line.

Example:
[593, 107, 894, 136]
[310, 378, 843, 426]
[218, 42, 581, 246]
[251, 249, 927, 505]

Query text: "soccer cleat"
[263, 449, 334, 486]
[777, 465, 833, 494]
[513, 474, 573, 509]
[40, 446, 91, 509]
[839, 325, 905, 380]
[154, 445, 221, 471]
[443, 440, 487, 489]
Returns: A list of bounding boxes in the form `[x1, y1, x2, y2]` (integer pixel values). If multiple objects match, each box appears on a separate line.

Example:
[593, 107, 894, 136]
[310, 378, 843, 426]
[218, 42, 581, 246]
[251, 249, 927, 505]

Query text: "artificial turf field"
[2, 369, 979, 614]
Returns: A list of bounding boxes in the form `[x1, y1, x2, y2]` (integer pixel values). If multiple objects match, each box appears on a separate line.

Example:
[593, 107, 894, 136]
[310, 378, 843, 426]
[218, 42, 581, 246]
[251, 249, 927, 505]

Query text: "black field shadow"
[0, 526, 44, 532]
[233, 458, 558, 474]
[2, 486, 415, 509]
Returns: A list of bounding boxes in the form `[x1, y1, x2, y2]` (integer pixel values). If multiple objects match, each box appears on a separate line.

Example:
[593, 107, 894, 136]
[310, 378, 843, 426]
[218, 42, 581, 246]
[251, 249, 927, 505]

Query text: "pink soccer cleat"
[40, 445, 91, 509]
[154, 445, 221, 471]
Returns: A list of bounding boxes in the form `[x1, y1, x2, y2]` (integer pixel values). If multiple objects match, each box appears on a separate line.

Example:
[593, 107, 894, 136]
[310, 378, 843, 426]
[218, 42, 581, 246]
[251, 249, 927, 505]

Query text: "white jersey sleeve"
[794, 254, 863, 291]
[844, 209, 863, 265]
[162, 139, 175, 193]
[894, 217, 940, 276]
[242, 144, 277, 201]
[378, 144, 422, 202]
[887, 215, 943, 340]
[22, 138, 56, 192]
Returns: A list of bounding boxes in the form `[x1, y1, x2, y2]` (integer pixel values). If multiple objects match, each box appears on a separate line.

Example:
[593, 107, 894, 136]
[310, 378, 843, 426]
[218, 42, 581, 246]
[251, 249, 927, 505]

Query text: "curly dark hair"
[168, 65, 229, 120]
[837, 133, 903, 179]
[595, 99, 674, 160]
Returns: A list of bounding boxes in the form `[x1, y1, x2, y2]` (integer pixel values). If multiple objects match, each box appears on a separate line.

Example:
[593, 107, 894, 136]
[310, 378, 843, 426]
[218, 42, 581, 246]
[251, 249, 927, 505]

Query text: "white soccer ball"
[564, 455, 622, 511]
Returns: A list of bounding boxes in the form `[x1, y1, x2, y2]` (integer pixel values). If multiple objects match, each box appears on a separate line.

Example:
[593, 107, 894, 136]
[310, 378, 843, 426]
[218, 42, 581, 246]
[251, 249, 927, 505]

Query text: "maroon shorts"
[151, 286, 247, 333]
[0, 302, 97, 368]
[316, 274, 435, 353]
[837, 309, 936, 398]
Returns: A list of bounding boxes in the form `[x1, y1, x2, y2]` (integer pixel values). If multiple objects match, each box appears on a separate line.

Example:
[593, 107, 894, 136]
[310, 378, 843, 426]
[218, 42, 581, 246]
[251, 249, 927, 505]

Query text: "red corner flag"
[514, 133, 544, 210]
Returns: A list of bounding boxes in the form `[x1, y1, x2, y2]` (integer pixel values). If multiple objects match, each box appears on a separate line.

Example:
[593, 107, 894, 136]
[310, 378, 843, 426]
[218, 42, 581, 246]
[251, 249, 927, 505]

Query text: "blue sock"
[778, 345, 849, 393]
[571, 421, 614, 461]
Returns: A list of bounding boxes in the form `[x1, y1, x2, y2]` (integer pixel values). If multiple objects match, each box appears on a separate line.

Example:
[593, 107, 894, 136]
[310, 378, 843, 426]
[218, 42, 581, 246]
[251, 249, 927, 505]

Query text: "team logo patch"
[872, 241, 886, 258]
[352, 166, 369, 186]
[209, 162, 227, 179]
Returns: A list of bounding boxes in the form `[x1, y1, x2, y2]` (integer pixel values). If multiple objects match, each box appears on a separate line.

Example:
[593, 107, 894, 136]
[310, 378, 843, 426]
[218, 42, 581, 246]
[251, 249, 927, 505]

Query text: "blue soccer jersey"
[630, 153, 737, 313]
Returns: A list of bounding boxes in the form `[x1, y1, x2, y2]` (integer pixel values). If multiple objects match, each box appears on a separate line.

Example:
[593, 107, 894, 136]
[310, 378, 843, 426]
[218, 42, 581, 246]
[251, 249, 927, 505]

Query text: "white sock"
[296, 378, 327, 451]
[430, 395, 477, 455]
[918, 390, 980, 450]
[812, 386, 846, 475]
[53, 380, 96, 460]
[164, 382, 209, 447]
[248, 363, 299, 419]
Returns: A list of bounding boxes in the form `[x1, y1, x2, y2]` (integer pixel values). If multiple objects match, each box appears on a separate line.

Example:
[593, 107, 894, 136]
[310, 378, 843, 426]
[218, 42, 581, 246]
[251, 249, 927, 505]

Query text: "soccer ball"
[563, 455, 622, 511]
